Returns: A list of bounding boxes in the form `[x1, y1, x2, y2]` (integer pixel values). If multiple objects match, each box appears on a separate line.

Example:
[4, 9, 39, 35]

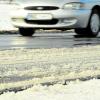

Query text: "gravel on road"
[0, 45, 100, 90]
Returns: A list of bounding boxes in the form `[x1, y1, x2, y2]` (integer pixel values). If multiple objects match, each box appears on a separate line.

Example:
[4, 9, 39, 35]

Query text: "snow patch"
[0, 79, 100, 100]
[0, 4, 16, 31]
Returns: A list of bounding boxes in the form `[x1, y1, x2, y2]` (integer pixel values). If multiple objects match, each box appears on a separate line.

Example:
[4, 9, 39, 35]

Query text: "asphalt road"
[0, 31, 100, 49]
[0, 31, 100, 93]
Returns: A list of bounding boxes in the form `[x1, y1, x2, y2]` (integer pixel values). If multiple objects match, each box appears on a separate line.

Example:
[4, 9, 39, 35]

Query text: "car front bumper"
[11, 9, 91, 29]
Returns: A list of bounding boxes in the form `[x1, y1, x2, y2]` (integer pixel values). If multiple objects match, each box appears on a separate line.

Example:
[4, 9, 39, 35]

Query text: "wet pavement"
[0, 31, 100, 93]
[0, 31, 100, 49]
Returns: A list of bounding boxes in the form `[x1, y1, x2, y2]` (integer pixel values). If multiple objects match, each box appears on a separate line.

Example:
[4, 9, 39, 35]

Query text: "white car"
[11, 0, 100, 37]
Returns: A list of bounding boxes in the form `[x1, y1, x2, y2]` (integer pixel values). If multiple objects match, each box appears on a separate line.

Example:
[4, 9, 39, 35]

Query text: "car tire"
[75, 9, 100, 37]
[19, 28, 35, 36]
[75, 28, 86, 35]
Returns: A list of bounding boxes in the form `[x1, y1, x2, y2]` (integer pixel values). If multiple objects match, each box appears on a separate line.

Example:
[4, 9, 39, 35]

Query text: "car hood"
[18, 0, 80, 8]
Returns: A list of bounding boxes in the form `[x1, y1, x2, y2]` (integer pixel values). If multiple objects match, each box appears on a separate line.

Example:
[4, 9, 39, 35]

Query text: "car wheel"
[75, 9, 100, 37]
[19, 28, 35, 36]
[75, 28, 86, 35]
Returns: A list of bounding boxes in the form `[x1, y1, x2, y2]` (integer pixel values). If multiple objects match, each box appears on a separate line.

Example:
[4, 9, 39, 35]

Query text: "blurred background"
[0, 0, 13, 4]
[0, 0, 16, 31]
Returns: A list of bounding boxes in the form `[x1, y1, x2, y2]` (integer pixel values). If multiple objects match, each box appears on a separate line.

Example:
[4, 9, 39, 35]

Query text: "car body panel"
[11, 0, 100, 29]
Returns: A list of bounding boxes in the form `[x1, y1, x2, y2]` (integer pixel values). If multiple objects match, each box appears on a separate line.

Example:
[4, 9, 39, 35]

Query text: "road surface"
[0, 31, 100, 49]
[0, 31, 100, 93]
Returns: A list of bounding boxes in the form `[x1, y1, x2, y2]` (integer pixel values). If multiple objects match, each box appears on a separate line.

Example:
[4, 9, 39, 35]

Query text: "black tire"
[75, 9, 100, 37]
[75, 28, 87, 35]
[19, 28, 35, 36]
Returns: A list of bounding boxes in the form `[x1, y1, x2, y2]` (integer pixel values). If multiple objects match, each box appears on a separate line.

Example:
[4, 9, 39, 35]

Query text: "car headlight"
[63, 2, 84, 9]
[13, 3, 23, 10]
[15, 6, 23, 10]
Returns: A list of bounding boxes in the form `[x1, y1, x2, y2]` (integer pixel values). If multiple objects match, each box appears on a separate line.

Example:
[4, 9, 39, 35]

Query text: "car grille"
[25, 19, 58, 25]
[24, 6, 59, 10]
